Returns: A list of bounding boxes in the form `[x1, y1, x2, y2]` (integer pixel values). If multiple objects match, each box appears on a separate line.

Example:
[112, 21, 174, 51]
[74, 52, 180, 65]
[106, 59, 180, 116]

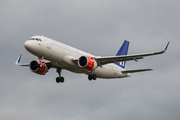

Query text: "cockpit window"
[29, 38, 42, 42]
[29, 38, 36, 40]
[36, 38, 42, 42]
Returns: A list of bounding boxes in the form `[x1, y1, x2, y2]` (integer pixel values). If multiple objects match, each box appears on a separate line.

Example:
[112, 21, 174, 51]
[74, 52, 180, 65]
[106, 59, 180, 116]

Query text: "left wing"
[15, 55, 29, 66]
[15, 55, 54, 69]
[94, 42, 169, 66]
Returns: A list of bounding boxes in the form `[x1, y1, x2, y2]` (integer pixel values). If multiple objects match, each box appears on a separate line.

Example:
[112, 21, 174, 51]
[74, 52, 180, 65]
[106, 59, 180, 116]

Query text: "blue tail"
[115, 40, 130, 69]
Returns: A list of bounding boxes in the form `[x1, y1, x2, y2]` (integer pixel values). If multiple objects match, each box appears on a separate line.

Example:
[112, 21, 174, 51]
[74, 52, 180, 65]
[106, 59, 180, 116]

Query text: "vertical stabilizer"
[115, 40, 129, 69]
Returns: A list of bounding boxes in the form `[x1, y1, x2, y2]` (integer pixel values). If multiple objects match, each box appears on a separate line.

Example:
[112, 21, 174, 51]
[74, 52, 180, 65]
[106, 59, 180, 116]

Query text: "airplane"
[16, 36, 169, 83]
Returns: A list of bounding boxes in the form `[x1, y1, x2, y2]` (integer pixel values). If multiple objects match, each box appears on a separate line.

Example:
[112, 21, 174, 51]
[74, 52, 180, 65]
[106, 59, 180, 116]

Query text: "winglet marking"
[165, 42, 170, 51]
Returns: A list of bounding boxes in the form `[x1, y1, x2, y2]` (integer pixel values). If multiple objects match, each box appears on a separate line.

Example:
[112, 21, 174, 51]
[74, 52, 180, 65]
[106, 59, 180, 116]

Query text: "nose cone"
[24, 40, 31, 51]
[24, 40, 36, 54]
[24, 40, 41, 56]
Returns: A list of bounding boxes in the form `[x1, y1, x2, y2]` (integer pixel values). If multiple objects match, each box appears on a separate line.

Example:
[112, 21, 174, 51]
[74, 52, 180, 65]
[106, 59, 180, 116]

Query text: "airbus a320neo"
[16, 36, 169, 83]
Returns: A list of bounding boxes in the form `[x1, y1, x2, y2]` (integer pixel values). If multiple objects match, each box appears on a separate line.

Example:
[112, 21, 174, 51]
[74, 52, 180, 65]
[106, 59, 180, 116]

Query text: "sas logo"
[119, 61, 125, 67]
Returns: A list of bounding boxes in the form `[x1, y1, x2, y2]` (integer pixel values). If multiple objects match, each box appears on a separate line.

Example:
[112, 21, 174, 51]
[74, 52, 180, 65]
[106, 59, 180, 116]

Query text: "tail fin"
[115, 40, 130, 69]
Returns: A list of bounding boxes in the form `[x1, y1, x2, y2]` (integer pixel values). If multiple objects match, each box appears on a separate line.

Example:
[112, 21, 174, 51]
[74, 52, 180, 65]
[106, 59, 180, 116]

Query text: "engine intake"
[29, 60, 48, 75]
[78, 56, 97, 70]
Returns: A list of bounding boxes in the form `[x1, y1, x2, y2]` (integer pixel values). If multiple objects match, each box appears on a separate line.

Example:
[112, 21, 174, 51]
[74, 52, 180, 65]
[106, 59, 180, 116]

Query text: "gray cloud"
[0, 0, 180, 120]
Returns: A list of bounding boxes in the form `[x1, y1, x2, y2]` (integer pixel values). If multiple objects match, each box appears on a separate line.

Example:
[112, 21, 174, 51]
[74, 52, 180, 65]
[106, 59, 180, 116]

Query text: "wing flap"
[95, 56, 144, 65]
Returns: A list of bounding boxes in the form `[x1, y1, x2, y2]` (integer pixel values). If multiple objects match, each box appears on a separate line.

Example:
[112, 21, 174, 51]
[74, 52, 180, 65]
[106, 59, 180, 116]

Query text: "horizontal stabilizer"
[122, 69, 152, 74]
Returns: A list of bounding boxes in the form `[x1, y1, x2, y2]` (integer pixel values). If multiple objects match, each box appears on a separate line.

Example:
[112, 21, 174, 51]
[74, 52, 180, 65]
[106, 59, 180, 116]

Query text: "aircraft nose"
[24, 40, 33, 51]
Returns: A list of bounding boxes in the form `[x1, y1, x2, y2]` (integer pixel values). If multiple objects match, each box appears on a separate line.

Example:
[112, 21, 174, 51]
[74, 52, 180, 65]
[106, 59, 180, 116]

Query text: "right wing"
[94, 42, 169, 66]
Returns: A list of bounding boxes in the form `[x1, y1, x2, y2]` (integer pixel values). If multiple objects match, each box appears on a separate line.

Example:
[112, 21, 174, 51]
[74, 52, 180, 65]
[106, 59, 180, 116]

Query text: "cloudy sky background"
[0, 0, 180, 120]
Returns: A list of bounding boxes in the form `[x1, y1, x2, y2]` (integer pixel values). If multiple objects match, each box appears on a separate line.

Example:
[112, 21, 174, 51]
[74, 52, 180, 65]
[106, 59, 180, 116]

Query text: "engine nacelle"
[78, 56, 97, 70]
[29, 60, 48, 75]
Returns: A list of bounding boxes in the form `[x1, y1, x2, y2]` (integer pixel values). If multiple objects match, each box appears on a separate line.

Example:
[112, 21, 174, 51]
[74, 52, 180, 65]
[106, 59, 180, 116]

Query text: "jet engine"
[29, 60, 48, 75]
[78, 56, 97, 70]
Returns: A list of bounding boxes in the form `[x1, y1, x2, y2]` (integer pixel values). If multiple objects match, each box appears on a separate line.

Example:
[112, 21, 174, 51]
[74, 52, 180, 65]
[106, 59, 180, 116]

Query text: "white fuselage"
[24, 36, 130, 79]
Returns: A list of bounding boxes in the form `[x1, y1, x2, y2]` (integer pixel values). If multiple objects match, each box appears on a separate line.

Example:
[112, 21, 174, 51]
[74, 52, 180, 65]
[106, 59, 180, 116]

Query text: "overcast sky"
[0, 0, 180, 120]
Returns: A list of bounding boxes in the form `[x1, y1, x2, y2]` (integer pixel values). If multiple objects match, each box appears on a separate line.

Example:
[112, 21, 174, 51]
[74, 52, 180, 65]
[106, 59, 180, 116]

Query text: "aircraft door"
[114, 67, 118, 75]
[46, 39, 51, 49]
[45, 38, 53, 57]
